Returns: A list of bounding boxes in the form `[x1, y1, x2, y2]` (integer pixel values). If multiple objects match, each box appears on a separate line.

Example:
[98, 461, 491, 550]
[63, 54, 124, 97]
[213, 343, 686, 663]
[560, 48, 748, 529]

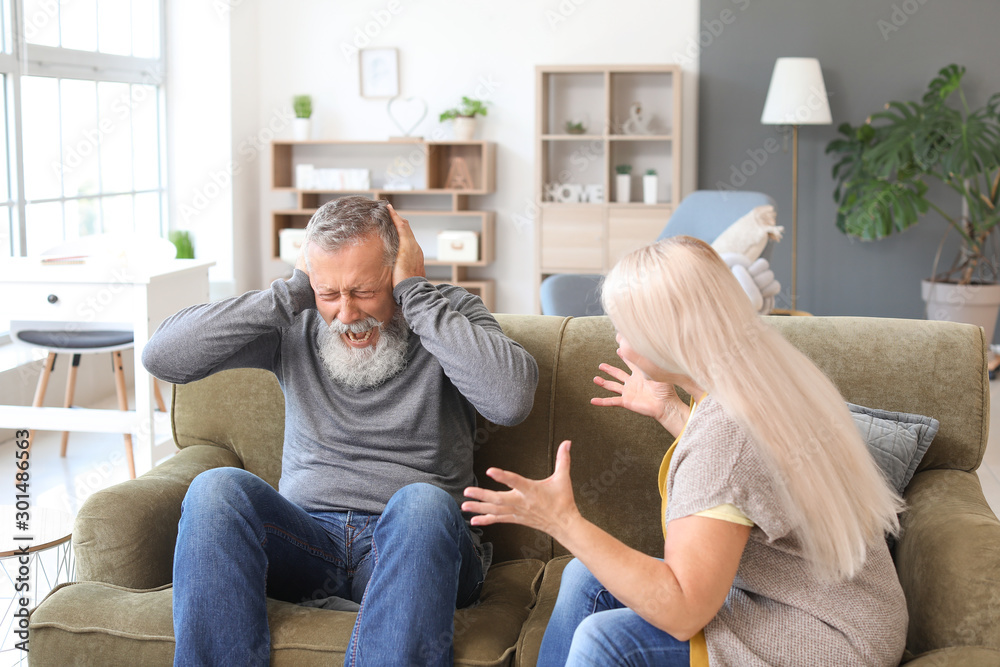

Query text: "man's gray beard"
[318, 309, 410, 390]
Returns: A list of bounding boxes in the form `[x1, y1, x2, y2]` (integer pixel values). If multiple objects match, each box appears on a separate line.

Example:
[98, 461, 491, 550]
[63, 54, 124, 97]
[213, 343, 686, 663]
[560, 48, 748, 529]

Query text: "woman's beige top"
[662, 395, 908, 666]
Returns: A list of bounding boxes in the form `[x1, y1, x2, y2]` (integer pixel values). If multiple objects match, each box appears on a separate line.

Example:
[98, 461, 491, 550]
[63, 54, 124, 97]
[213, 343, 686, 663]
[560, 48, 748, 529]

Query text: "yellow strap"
[689, 629, 709, 666]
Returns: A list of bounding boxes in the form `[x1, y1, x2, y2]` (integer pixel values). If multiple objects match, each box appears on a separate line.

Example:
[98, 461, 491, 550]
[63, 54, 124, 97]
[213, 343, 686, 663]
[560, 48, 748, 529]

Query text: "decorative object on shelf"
[292, 95, 312, 141]
[437, 230, 480, 262]
[359, 47, 399, 98]
[584, 184, 604, 203]
[295, 164, 315, 189]
[309, 168, 370, 191]
[826, 63, 1000, 339]
[614, 164, 632, 203]
[439, 96, 489, 141]
[444, 156, 474, 190]
[761, 57, 832, 311]
[643, 168, 658, 204]
[566, 114, 590, 134]
[279, 228, 307, 266]
[621, 102, 653, 135]
[386, 95, 427, 138]
[169, 230, 194, 259]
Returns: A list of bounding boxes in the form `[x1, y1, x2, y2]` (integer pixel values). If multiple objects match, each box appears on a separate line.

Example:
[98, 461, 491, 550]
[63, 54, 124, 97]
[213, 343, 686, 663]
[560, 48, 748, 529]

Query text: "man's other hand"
[388, 203, 426, 286]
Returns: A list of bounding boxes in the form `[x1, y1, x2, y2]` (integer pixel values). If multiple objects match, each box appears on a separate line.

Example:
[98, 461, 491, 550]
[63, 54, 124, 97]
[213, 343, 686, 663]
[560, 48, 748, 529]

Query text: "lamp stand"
[791, 124, 799, 312]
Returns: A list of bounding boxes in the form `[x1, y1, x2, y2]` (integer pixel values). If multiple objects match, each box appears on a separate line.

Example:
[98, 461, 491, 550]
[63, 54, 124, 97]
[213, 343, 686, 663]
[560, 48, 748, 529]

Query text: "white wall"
[233, 0, 700, 313]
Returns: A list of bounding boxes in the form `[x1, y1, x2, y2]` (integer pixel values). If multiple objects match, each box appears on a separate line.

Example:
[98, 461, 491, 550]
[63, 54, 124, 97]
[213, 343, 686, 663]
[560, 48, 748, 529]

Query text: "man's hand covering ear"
[719, 252, 781, 315]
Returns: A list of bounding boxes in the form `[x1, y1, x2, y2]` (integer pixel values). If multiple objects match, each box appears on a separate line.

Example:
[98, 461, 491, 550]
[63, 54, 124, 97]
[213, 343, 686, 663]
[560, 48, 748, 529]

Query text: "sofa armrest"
[903, 647, 1000, 665]
[73, 444, 243, 589]
[895, 469, 1000, 656]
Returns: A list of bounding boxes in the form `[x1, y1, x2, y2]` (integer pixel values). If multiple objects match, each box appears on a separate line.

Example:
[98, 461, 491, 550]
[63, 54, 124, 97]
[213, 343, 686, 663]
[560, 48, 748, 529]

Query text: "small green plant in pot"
[439, 96, 488, 141]
[615, 165, 633, 203]
[292, 95, 312, 140]
[826, 64, 1000, 338]
[169, 230, 194, 259]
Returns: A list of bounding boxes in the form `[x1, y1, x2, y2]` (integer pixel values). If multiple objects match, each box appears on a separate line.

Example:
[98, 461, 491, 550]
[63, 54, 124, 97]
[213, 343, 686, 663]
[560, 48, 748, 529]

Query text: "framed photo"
[359, 48, 399, 98]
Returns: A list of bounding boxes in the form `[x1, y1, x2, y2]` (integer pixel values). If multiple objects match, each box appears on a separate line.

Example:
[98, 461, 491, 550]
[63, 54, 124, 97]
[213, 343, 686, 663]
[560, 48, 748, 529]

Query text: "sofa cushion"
[849, 402, 939, 494]
[29, 559, 545, 666]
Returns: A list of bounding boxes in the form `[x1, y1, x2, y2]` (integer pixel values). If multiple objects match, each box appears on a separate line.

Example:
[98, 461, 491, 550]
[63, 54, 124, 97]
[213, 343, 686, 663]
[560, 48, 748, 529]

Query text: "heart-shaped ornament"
[386, 95, 428, 137]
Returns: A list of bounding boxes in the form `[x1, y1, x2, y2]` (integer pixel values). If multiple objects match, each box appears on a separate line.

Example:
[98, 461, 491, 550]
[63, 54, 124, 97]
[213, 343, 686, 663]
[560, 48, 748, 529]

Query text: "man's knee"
[384, 482, 459, 523]
[184, 467, 264, 511]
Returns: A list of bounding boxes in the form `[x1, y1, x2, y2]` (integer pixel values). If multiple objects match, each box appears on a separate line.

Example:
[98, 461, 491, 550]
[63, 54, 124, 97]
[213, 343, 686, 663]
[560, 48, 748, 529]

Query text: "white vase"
[615, 174, 632, 203]
[642, 175, 658, 204]
[293, 118, 311, 141]
[453, 116, 476, 141]
[921, 279, 1000, 342]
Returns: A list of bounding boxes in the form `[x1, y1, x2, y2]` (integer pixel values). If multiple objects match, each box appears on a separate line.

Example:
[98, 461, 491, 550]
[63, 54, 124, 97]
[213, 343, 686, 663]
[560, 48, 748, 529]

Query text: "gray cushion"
[848, 402, 940, 494]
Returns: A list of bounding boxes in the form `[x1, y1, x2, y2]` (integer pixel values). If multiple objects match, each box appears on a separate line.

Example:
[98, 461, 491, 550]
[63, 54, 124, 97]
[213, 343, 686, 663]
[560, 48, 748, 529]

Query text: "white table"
[0, 258, 214, 476]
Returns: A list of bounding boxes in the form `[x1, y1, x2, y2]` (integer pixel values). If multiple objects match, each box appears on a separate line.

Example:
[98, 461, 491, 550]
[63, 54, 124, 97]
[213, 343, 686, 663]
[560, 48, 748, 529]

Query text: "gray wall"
[698, 0, 1000, 338]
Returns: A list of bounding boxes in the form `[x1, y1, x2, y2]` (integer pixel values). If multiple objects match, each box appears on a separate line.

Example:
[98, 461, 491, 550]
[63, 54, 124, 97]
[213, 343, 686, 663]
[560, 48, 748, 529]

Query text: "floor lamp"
[761, 57, 832, 311]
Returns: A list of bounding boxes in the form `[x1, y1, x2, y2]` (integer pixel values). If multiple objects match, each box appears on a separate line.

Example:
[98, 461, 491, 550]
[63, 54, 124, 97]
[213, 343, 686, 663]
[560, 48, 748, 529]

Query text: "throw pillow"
[847, 402, 940, 495]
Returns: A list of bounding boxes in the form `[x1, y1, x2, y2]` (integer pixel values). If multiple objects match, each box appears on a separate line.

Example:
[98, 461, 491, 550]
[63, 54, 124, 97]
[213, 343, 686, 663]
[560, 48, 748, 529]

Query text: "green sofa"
[29, 315, 1000, 665]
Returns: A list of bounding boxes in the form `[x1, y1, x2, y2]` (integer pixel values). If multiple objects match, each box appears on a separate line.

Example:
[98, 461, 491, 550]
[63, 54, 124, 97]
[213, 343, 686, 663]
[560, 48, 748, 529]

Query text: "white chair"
[11, 234, 177, 479]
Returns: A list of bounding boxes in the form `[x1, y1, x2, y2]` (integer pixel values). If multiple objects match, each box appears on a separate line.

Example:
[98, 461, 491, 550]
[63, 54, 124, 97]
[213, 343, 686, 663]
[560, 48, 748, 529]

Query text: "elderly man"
[142, 196, 539, 666]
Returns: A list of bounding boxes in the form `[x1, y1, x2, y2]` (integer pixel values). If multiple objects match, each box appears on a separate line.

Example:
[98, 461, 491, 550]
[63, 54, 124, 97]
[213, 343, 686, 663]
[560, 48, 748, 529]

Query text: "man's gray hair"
[304, 196, 399, 267]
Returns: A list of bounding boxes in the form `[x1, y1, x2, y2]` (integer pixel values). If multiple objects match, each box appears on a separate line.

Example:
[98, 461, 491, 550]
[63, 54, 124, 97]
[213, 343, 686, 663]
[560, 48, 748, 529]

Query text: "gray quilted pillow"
[848, 402, 940, 494]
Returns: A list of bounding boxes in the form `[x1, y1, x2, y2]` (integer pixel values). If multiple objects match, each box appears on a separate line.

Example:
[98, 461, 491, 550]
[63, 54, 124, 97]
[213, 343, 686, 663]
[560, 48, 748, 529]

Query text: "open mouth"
[346, 329, 374, 343]
[342, 326, 380, 349]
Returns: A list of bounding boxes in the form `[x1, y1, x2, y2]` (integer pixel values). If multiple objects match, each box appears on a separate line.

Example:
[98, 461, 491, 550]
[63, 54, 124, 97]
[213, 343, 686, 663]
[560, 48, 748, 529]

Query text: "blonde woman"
[462, 236, 907, 666]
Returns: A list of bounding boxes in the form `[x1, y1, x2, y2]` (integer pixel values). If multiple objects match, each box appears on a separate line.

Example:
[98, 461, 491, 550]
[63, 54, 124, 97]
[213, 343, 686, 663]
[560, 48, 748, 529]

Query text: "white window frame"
[5, 0, 168, 257]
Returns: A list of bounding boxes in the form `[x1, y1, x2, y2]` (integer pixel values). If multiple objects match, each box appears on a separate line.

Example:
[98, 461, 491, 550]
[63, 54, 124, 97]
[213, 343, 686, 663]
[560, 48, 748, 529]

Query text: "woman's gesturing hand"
[591, 349, 690, 434]
[462, 441, 581, 543]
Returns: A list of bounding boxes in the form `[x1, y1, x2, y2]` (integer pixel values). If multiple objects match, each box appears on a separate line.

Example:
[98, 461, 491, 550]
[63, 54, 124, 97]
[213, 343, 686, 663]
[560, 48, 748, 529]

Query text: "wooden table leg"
[60, 354, 81, 458]
[111, 351, 136, 480]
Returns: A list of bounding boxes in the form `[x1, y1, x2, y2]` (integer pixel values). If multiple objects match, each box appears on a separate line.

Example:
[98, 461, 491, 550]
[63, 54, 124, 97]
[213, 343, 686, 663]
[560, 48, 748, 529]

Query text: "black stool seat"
[17, 330, 135, 349]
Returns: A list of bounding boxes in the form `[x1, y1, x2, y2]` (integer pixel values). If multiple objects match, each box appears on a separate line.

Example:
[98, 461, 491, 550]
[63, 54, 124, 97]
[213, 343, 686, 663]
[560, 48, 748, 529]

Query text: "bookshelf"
[268, 139, 496, 309]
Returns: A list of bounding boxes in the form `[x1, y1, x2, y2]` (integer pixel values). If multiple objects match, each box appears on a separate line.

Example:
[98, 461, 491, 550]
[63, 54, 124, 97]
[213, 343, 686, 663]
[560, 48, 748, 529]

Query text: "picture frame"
[359, 48, 399, 98]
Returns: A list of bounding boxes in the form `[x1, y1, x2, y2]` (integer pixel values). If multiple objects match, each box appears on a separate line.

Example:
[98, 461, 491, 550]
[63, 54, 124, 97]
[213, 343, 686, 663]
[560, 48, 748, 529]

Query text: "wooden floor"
[1, 385, 999, 521]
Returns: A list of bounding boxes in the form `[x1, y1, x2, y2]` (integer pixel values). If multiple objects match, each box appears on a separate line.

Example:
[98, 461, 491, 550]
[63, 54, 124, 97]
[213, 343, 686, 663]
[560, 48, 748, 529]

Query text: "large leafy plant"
[827, 65, 1000, 284]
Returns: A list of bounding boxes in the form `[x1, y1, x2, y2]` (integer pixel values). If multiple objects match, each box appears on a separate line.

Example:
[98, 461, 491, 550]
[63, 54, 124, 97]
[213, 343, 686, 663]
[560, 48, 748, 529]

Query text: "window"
[0, 0, 166, 333]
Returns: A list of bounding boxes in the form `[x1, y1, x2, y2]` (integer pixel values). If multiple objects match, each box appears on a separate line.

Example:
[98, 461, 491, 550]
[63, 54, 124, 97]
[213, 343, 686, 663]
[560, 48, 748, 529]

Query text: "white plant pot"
[293, 118, 311, 141]
[643, 175, 658, 204]
[453, 116, 476, 141]
[921, 279, 1000, 342]
[615, 174, 632, 203]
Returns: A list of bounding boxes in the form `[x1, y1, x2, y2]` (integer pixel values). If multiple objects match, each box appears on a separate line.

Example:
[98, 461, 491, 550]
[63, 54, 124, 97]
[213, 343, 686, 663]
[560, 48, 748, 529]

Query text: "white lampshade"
[760, 57, 832, 126]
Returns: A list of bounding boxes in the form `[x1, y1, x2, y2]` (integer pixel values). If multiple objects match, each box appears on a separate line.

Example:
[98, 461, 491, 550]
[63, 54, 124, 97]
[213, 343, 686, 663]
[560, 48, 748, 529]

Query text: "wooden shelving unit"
[534, 64, 682, 311]
[268, 139, 497, 310]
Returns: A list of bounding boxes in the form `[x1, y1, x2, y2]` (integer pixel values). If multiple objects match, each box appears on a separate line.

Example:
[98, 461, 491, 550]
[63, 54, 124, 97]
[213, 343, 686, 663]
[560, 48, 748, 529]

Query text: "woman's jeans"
[172, 467, 485, 667]
[537, 558, 690, 666]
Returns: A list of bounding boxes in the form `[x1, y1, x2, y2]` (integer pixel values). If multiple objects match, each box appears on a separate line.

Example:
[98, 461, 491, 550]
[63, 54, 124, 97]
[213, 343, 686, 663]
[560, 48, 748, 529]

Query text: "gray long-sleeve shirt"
[142, 270, 538, 516]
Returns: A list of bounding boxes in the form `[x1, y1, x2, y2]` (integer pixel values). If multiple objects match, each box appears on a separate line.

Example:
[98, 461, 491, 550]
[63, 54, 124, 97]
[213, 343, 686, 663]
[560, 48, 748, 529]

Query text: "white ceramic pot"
[293, 118, 311, 141]
[615, 174, 632, 203]
[643, 175, 658, 204]
[921, 279, 1000, 342]
[453, 116, 476, 141]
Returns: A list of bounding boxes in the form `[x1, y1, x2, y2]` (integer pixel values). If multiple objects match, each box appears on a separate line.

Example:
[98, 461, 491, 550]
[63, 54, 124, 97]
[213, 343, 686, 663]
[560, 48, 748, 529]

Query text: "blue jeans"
[537, 558, 690, 667]
[171, 467, 485, 666]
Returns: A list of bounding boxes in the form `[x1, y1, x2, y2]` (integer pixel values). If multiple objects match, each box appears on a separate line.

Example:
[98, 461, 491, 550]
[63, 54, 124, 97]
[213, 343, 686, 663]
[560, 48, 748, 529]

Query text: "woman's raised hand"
[592, 351, 690, 433]
[462, 441, 581, 543]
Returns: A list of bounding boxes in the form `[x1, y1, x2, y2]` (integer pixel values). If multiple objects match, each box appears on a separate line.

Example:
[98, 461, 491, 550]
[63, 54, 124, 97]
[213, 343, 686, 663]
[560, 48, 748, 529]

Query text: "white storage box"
[279, 228, 308, 266]
[437, 230, 479, 262]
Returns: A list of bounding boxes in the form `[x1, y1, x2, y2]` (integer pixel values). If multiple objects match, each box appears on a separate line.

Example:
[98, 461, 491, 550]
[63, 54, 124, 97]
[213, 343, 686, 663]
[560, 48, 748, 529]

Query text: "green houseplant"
[439, 96, 488, 141]
[615, 164, 632, 203]
[292, 95, 312, 140]
[826, 64, 1000, 337]
[169, 230, 194, 259]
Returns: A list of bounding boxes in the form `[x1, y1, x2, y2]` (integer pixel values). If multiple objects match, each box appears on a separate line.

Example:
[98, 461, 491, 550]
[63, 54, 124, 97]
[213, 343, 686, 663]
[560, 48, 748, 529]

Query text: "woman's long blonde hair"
[602, 236, 904, 580]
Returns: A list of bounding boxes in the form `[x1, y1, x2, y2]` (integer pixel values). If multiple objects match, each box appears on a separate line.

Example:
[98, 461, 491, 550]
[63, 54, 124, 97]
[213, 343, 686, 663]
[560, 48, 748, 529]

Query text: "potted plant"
[293, 95, 312, 141]
[439, 96, 488, 141]
[615, 164, 632, 203]
[565, 120, 587, 135]
[827, 64, 1000, 339]
[643, 168, 658, 204]
[169, 230, 195, 259]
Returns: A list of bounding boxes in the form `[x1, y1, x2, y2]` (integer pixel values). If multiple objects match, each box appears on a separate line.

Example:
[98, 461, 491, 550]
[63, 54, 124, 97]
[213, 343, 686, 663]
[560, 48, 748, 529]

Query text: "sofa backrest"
[171, 314, 989, 564]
